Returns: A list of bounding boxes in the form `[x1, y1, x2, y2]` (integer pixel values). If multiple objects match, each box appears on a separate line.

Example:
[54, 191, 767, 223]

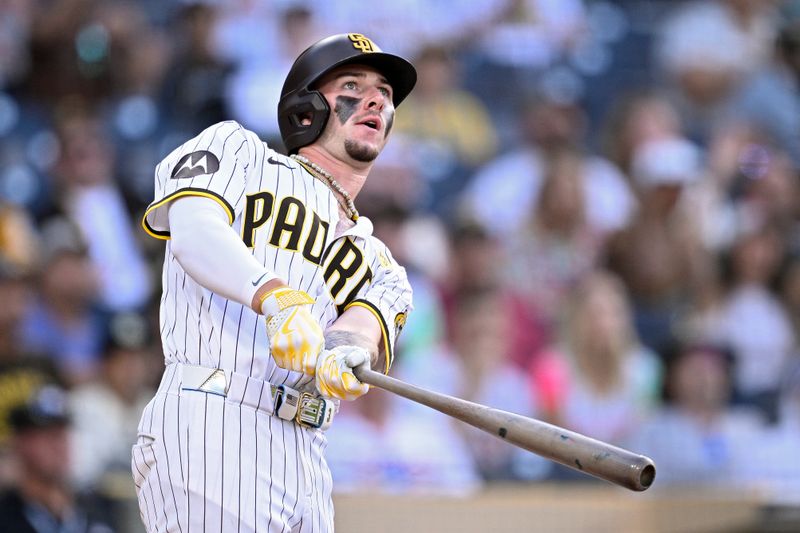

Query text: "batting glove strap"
[315, 345, 370, 401]
[260, 287, 315, 318]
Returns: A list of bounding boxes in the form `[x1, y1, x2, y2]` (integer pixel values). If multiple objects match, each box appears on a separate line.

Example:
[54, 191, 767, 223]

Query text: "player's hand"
[262, 287, 324, 375]
[315, 345, 370, 401]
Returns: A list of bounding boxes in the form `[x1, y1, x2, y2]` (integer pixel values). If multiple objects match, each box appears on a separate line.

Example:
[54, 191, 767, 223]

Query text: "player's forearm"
[168, 196, 281, 310]
[325, 306, 381, 367]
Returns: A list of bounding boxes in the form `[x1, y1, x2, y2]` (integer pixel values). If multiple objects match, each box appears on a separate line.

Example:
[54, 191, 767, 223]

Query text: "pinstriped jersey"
[142, 120, 412, 393]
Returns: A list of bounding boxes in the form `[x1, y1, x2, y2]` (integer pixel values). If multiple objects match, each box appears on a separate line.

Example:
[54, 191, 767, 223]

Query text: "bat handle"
[354, 365, 395, 388]
[354, 365, 420, 398]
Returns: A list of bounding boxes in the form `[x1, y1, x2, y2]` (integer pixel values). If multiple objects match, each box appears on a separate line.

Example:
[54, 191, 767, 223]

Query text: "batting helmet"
[278, 33, 417, 154]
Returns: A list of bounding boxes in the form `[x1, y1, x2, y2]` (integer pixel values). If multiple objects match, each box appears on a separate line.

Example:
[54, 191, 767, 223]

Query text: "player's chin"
[344, 139, 381, 163]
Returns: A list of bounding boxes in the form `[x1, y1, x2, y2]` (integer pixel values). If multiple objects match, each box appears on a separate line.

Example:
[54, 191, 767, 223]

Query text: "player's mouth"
[355, 115, 382, 132]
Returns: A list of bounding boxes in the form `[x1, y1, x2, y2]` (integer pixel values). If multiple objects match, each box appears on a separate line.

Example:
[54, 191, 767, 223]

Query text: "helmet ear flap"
[278, 90, 330, 154]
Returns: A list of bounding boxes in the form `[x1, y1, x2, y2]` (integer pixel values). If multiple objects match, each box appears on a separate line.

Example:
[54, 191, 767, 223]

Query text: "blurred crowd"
[1, 0, 800, 531]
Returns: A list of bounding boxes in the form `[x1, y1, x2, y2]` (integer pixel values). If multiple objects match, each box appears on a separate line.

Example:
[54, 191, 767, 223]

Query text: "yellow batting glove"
[262, 287, 324, 375]
[315, 345, 371, 401]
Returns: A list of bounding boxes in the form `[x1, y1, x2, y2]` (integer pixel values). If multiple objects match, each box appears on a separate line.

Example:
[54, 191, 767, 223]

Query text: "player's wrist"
[324, 330, 378, 369]
[242, 270, 280, 313]
[248, 278, 287, 314]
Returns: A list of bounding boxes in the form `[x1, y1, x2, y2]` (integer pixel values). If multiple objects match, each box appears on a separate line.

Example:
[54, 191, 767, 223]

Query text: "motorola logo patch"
[171, 151, 220, 179]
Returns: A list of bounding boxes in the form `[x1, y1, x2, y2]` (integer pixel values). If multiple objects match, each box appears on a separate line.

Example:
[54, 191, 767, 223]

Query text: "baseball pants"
[132, 363, 335, 532]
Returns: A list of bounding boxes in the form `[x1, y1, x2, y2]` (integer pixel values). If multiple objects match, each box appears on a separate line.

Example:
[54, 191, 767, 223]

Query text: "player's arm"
[314, 308, 380, 401]
[143, 121, 250, 239]
[168, 196, 324, 374]
[326, 306, 382, 362]
[315, 247, 412, 401]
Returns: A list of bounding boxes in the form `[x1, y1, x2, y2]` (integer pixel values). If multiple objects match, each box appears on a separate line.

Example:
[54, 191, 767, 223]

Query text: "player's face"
[314, 64, 395, 163]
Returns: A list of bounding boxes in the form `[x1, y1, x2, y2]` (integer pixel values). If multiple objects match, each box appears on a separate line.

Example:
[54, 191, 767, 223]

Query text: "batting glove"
[315, 345, 370, 401]
[262, 287, 324, 375]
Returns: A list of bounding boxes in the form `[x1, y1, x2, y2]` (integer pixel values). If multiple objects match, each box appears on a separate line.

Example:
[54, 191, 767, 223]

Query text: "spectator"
[394, 44, 498, 174]
[91, 0, 166, 100]
[220, 4, 321, 144]
[703, 123, 799, 238]
[626, 343, 764, 487]
[712, 224, 796, 422]
[396, 285, 546, 481]
[605, 136, 712, 355]
[0, 201, 40, 275]
[99, 2, 171, 207]
[48, 109, 152, 312]
[0, 263, 41, 366]
[505, 148, 604, 332]
[463, 93, 635, 240]
[466, 0, 588, 128]
[438, 221, 547, 369]
[309, 0, 499, 59]
[733, 145, 799, 238]
[25, 0, 107, 103]
[655, 0, 780, 143]
[678, 122, 750, 252]
[0, 264, 61, 490]
[730, 15, 800, 168]
[325, 387, 480, 494]
[530, 271, 662, 449]
[0, 0, 35, 91]
[781, 256, 800, 343]
[69, 312, 155, 491]
[357, 139, 428, 214]
[450, 285, 541, 480]
[359, 199, 448, 360]
[20, 217, 107, 385]
[601, 90, 683, 180]
[26, 0, 161, 107]
[361, 203, 454, 478]
[0, 385, 114, 532]
[162, 2, 232, 137]
[737, 363, 800, 504]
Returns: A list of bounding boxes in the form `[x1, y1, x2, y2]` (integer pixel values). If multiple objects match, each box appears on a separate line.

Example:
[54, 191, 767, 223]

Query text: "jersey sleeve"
[142, 121, 256, 239]
[344, 240, 413, 374]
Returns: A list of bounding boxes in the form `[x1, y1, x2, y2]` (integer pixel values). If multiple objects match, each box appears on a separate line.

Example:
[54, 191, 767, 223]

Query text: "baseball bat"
[353, 365, 656, 492]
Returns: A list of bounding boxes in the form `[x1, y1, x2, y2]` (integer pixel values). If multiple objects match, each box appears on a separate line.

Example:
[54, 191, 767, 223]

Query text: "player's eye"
[378, 86, 391, 98]
[343, 81, 357, 90]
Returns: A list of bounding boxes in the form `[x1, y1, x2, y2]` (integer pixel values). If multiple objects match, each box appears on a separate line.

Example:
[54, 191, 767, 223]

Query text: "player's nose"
[364, 86, 388, 111]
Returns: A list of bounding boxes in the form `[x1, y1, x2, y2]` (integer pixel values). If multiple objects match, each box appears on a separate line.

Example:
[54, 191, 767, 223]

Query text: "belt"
[175, 363, 335, 431]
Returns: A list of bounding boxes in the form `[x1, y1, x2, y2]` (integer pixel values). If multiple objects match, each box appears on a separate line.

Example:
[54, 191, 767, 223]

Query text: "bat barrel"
[568, 446, 655, 492]
[354, 366, 657, 491]
[499, 410, 656, 491]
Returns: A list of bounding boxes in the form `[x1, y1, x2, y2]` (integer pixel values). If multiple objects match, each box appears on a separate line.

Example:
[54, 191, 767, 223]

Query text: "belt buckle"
[196, 369, 229, 396]
[296, 392, 334, 431]
[273, 385, 300, 421]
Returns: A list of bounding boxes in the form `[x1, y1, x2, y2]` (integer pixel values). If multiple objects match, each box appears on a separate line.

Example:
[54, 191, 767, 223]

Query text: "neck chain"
[291, 154, 359, 221]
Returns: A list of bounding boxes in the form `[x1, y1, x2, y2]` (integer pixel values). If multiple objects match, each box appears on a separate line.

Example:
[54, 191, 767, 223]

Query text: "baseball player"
[131, 33, 416, 532]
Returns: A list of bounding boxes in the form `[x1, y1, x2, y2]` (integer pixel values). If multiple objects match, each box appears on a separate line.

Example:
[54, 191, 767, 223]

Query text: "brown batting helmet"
[277, 33, 417, 154]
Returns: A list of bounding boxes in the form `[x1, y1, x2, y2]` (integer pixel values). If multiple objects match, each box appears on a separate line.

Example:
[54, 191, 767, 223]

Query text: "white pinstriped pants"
[131, 364, 335, 532]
